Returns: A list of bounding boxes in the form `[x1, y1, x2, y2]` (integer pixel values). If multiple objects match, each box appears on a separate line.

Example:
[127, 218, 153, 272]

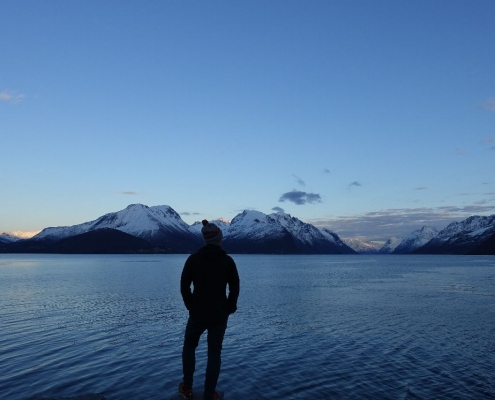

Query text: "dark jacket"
[180, 244, 240, 325]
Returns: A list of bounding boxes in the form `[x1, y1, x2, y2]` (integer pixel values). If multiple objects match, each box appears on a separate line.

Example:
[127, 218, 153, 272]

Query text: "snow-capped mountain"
[33, 204, 202, 252]
[392, 226, 438, 254]
[8, 204, 493, 255]
[221, 210, 299, 253]
[0, 233, 16, 243]
[187, 210, 355, 254]
[344, 238, 379, 254]
[27, 205, 354, 254]
[378, 237, 403, 254]
[269, 212, 355, 254]
[0, 231, 40, 242]
[415, 215, 495, 254]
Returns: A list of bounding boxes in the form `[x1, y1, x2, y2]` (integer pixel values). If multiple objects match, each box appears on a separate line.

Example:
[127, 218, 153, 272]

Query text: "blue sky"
[1, 0, 494, 241]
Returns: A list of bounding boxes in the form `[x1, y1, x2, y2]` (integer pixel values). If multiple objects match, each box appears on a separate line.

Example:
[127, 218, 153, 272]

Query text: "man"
[179, 220, 240, 400]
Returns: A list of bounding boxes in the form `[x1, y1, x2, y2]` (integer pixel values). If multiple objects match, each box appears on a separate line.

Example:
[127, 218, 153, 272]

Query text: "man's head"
[201, 220, 223, 245]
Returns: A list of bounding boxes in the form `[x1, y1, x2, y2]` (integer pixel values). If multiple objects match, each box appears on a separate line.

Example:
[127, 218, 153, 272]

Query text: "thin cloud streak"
[0, 89, 25, 104]
[482, 137, 495, 150]
[480, 98, 495, 112]
[292, 174, 306, 186]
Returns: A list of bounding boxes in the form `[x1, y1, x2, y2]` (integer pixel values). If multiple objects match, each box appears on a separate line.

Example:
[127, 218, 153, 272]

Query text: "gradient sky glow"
[1, 0, 494, 242]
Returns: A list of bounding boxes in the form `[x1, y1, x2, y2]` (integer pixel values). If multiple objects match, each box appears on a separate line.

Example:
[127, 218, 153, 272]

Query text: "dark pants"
[182, 317, 228, 400]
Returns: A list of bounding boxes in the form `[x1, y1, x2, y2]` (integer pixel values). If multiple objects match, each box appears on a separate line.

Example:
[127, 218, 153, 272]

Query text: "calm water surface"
[0, 254, 494, 399]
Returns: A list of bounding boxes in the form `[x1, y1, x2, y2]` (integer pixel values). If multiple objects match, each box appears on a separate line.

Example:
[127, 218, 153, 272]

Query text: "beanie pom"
[202, 219, 209, 226]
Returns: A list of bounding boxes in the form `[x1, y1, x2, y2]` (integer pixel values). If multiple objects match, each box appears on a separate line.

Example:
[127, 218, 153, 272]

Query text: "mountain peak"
[232, 210, 271, 224]
[126, 203, 148, 209]
[150, 205, 181, 219]
[393, 225, 439, 254]
[379, 237, 403, 253]
[343, 238, 378, 254]
[33, 203, 198, 250]
[414, 214, 495, 254]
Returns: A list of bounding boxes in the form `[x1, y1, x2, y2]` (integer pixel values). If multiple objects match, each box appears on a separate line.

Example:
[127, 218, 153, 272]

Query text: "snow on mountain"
[27, 206, 354, 254]
[33, 204, 201, 251]
[319, 228, 340, 243]
[269, 212, 355, 254]
[0, 234, 14, 244]
[186, 210, 354, 254]
[378, 237, 403, 254]
[0, 231, 40, 242]
[33, 221, 95, 242]
[188, 218, 231, 235]
[9, 204, 495, 255]
[222, 210, 297, 253]
[269, 212, 318, 243]
[415, 215, 495, 254]
[226, 210, 288, 240]
[344, 238, 379, 254]
[26, 206, 356, 254]
[392, 226, 439, 254]
[432, 215, 495, 243]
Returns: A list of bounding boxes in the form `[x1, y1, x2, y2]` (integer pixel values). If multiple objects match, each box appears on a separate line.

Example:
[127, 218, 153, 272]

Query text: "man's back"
[181, 244, 240, 325]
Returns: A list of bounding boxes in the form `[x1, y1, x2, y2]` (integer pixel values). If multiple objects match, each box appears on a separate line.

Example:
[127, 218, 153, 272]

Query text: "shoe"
[203, 392, 219, 400]
[178, 382, 193, 399]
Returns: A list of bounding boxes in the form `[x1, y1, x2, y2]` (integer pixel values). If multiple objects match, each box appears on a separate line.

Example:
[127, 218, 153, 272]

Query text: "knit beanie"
[201, 220, 223, 244]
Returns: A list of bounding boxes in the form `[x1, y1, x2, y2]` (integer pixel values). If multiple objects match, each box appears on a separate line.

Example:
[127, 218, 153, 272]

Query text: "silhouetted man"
[179, 220, 240, 400]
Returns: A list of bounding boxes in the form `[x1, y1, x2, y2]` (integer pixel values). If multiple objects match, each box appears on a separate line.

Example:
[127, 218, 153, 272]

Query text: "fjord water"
[0, 255, 494, 400]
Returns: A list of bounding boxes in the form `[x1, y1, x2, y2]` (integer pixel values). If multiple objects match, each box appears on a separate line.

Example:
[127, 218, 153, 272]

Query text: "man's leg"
[203, 320, 228, 400]
[182, 317, 206, 390]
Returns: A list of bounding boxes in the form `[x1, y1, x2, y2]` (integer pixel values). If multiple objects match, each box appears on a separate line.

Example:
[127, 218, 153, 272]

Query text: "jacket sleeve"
[180, 255, 194, 311]
[227, 259, 240, 314]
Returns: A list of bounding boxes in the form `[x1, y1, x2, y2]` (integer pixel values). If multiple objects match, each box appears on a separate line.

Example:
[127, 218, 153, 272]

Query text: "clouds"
[272, 206, 285, 213]
[480, 98, 495, 112]
[0, 89, 25, 104]
[279, 190, 322, 205]
[292, 174, 306, 186]
[482, 137, 495, 151]
[309, 203, 495, 241]
[180, 211, 201, 216]
[121, 191, 138, 195]
[278, 173, 321, 205]
[348, 181, 362, 188]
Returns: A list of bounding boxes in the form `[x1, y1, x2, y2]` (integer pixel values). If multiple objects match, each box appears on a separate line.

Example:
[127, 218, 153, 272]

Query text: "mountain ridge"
[1, 205, 494, 255]
[414, 215, 495, 255]
[2, 204, 355, 254]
